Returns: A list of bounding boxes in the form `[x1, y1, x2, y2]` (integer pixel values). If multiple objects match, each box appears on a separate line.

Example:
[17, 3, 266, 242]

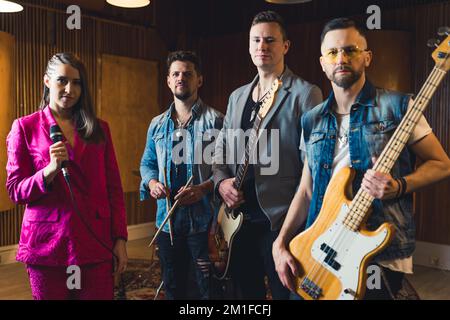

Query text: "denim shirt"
[301, 80, 415, 261]
[140, 98, 224, 234]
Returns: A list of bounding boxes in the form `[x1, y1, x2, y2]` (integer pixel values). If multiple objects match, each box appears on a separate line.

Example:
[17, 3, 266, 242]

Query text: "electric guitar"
[208, 78, 282, 280]
[289, 28, 450, 299]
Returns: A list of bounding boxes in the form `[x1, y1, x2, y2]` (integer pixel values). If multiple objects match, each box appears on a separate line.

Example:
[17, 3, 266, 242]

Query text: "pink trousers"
[26, 261, 114, 300]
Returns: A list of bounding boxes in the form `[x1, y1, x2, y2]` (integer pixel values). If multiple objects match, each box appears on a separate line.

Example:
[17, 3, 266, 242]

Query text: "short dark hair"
[167, 50, 202, 75]
[251, 11, 288, 41]
[320, 18, 367, 45]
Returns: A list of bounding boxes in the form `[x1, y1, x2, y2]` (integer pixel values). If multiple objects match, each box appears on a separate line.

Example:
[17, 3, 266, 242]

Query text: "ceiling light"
[0, 0, 23, 13]
[106, 0, 150, 8]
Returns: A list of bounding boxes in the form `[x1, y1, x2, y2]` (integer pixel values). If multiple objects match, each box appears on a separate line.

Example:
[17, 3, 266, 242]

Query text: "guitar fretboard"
[344, 67, 447, 231]
[234, 114, 262, 190]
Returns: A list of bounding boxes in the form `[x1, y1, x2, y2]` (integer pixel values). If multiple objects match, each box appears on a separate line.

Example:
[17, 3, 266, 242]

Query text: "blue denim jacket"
[140, 98, 224, 234]
[301, 81, 415, 261]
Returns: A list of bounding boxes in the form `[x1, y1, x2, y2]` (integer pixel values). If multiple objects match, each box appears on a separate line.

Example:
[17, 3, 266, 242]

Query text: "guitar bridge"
[301, 278, 323, 300]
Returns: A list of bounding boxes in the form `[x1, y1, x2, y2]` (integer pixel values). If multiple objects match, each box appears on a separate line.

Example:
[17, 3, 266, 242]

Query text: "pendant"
[338, 133, 348, 147]
[250, 109, 256, 122]
[175, 129, 182, 138]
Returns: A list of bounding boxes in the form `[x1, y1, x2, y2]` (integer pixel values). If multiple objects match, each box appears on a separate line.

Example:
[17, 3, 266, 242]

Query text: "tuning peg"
[427, 38, 440, 48]
[437, 26, 450, 36]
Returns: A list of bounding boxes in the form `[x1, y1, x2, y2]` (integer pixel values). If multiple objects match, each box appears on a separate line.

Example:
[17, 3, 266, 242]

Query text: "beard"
[174, 89, 192, 101]
[329, 65, 363, 90]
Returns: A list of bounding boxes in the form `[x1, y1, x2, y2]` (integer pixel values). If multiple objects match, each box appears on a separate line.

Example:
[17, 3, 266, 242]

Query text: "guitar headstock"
[431, 26, 450, 72]
[257, 78, 282, 118]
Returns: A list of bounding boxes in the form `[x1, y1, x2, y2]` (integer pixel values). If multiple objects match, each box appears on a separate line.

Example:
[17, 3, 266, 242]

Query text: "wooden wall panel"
[365, 31, 412, 93]
[0, 31, 15, 211]
[0, 1, 166, 246]
[197, 23, 416, 112]
[382, 3, 450, 245]
[99, 54, 159, 193]
[125, 192, 155, 226]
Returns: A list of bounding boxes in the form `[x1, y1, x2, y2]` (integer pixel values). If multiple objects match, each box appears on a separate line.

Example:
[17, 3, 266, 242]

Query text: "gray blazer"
[213, 67, 323, 230]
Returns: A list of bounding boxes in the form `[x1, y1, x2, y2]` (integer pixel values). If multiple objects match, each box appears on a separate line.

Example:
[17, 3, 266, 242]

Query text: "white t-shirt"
[299, 112, 432, 274]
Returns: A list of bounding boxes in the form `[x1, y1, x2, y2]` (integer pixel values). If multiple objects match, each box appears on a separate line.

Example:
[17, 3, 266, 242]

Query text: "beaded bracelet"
[396, 177, 407, 198]
[395, 178, 402, 198]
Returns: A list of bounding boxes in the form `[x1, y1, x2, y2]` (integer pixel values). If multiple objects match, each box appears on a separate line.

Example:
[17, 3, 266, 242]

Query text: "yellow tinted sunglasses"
[322, 45, 369, 63]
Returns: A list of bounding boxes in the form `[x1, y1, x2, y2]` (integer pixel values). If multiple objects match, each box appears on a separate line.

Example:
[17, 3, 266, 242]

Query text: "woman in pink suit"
[6, 53, 128, 300]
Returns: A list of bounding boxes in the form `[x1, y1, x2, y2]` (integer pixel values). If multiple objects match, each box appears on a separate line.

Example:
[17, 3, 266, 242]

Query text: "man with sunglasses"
[273, 18, 450, 299]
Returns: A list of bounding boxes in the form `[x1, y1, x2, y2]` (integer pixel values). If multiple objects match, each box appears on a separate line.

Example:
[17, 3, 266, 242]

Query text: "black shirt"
[238, 89, 267, 223]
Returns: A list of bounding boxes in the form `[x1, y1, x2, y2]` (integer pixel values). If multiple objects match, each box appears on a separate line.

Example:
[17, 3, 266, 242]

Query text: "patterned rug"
[114, 259, 420, 300]
[114, 259, 164, 300]
[395, 278, 421, 300]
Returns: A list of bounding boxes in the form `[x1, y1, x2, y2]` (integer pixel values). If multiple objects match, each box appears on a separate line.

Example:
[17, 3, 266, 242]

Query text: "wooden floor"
[1, 237, 449, 300]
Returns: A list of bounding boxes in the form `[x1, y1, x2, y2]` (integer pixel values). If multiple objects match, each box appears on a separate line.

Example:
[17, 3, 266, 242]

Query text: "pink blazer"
[6, 106, 128, 266]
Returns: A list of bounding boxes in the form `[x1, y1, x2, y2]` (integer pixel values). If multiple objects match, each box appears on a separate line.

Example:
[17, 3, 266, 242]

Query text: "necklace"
[338, 130, 349, 147]
[174, 114, 192, 138]
[337, 114, 350, 148]
[176, 116, 190, 128]
[252, 71, 285, 121]
[250, 83, 264, 122]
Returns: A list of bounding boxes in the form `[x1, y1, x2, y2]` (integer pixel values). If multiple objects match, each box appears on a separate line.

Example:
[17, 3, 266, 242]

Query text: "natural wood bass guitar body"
[289, 167, 394, 300]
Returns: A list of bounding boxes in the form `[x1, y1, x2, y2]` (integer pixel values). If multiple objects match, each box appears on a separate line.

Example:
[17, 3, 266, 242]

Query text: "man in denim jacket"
[273, 18, 450, 299]
[140, 51, 223, 299]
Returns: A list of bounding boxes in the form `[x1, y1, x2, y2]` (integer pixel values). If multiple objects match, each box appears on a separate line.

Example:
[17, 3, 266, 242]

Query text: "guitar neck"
[344, 67, 448, 230]
[234, 114, 263, 190]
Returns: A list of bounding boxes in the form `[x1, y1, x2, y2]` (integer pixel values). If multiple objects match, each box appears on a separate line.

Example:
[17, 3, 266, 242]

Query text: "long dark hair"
[39, 53, 104, 143]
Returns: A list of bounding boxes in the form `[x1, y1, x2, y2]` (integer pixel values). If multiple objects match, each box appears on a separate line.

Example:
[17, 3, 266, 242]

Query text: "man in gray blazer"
[212, 11, 323, 299]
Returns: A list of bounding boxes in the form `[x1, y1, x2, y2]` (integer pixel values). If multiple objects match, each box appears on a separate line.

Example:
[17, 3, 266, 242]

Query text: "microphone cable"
[63, 173, 118, 261]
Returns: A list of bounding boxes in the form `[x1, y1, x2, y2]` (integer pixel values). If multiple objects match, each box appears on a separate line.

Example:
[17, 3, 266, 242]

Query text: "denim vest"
[301, 81, 415, 261]
[140, 99, 223, 234]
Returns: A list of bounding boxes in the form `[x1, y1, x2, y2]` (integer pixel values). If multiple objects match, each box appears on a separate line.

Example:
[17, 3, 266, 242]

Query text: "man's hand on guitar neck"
[361, 169, 400, 200]
[361, 157, 401, 200]
[218, 177, 245, 209]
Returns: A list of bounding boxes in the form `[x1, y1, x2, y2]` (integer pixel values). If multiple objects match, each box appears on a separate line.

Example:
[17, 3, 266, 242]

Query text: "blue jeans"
[157, 229, 210, 300]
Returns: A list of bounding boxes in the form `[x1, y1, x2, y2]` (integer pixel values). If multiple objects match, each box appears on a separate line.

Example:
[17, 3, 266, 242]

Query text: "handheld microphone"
[49, 124, 70, 183]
